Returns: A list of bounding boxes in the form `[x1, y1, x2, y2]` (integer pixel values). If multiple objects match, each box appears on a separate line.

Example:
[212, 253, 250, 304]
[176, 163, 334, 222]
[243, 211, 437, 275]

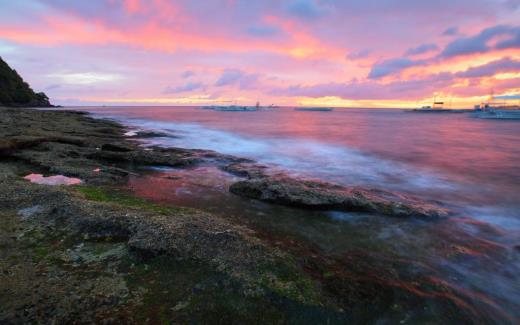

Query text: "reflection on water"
[76, 106, 519, 322]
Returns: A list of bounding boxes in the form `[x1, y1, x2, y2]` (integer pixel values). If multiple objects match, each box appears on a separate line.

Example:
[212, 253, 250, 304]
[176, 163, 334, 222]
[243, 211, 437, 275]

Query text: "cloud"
[368, 58, 425, 79]
[215, 69, 243, 86]
[45, 84, 61, 90]
[368, 24, 520, 79]
[181, 70, 195, 78]
[2, 1, 518, 106]
[163, 82, 205, 94]
[273, 73, 454, 100]
[405, 43, 438, 56]
[495, 29, 520, 49]
[504, 0, 520, 10]
[274, 55, 520, 100]
[215, 69, 259, 89]
[441, 25, 520, 58]
[285, 0, 327, 20]
[442, 27, 459, 36]
[347, 49, 371, 60]
[246, 25, 280, 37]
[48, 72, 123, 85]
[496, 94, 520, 99]
[455, 57, 520, 78]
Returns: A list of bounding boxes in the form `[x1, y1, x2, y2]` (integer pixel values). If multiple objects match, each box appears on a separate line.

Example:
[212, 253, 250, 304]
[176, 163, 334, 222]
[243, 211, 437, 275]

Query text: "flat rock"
[230, 176, 449, 219]
[222, 162, 270, 178]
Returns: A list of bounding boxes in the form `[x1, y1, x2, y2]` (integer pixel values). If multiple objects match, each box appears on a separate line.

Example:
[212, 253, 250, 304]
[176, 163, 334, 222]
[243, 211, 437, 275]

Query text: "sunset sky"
[0, 0, 519, 108]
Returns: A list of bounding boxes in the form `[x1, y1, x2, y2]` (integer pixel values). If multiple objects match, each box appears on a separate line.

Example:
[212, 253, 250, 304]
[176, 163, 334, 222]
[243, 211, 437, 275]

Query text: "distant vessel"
[295, 107, 334, 112]
[201, 101, 271, 111]
[407, 96, 463, 113]
[474, 109, 520, 120]
[213, 105, 258, 111]
[473, 92, 520, 119]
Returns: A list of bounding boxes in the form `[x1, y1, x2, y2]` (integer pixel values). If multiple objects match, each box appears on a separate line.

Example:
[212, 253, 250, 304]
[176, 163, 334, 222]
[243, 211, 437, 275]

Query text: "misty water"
[77, 106, 519, 323]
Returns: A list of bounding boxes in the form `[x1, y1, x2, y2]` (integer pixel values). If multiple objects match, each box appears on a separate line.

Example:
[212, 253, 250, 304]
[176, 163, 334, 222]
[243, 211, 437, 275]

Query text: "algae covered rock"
[230, 176, 449, 219]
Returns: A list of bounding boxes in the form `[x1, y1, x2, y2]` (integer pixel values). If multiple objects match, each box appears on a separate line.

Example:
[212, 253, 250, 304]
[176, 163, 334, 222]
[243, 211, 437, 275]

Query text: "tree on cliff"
[0, 56, 52, 107]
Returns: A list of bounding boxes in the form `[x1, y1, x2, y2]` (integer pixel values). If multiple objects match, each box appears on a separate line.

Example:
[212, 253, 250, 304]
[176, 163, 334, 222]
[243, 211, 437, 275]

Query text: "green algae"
[122, 254, 346, 324]
[74, 185, 186, 215]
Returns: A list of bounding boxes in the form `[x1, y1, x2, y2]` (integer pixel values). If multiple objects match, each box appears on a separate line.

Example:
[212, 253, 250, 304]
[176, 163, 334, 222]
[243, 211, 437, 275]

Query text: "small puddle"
[24, 173, 83, 186]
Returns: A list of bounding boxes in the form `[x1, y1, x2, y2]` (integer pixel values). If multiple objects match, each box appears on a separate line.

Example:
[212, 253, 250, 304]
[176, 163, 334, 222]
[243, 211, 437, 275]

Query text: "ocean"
[76, 106, 520, 323]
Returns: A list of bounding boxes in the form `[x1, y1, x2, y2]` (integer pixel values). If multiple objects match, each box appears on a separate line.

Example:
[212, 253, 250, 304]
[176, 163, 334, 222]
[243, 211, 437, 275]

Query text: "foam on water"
[89, 113, 520, 231]
[108, 117, 457, 193]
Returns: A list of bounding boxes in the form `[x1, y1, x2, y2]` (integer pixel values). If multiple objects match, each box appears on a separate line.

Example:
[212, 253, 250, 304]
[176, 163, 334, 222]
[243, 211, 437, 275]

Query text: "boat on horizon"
[200, 101, 274, 111]
[474, 109, 520, 120]
[200, 105, 259, 111]
[214, 105, 259, 111]
[406, 97, 464, 113]
[473, 93, 520, 120]
[295, 107, 334, 112]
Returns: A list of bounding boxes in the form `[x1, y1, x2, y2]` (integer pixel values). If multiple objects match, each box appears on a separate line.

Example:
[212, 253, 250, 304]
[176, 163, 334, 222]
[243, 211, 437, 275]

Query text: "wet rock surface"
[227, 164, 450, 219]
[0, 107, 249, 185]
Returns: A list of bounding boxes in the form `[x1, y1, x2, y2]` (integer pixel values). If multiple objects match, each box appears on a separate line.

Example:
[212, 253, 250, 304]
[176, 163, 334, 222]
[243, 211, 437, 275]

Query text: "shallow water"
[75, 106, 519, 322]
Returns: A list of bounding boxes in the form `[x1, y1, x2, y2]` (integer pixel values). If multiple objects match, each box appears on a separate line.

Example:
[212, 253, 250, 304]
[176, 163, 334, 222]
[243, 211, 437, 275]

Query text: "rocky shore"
[226, 163, 449, 219]
[0, 107, 473, 324]
[0, 107, 349, 323]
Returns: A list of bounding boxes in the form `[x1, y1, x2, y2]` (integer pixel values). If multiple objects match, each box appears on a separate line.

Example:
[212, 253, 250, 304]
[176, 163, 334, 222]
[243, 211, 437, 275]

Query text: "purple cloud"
[455, 57, 520, 78]
[504, 0, 520, 10]
[273, 73, 454, 100]
[441, 25, 520, 58]
[215, 69, 259, 89]
[275, 56, 520, 100]
[246, 25, 280, 38]
[181, 70, 196, 78]
[163, 82, 205, 94]
[368, 58, 425, 79]
[215, 70, 244, 86]
[442, 27, 459, 36]
[285, 0, 327, 20]
[405, 44, 439, 56]
[369, 24, 520, 79]
[347, 49, 371, 60]
[496, 94, 520, 99]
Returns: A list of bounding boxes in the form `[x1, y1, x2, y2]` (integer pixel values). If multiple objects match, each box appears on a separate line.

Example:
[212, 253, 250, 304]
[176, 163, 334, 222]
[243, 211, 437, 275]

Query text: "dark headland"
[0, 65, 482, 324]
[0, 57, 52, 108]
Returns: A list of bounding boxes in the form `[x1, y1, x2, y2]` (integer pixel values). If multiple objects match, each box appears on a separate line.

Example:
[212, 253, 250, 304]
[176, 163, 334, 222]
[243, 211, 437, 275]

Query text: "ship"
[407, 96, 463, 113]
[473, 93, 520, 120]
[295, 107, 334, 112]
[213, 105, 259, 111]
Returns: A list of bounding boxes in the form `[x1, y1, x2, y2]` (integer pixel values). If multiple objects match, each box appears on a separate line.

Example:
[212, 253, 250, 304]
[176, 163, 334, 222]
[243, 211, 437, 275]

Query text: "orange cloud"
[0, 8, 346, 63]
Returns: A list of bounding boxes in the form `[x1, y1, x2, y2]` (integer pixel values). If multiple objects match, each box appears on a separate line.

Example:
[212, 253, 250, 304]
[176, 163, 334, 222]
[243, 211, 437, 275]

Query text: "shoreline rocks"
[227, 166, 449, 219]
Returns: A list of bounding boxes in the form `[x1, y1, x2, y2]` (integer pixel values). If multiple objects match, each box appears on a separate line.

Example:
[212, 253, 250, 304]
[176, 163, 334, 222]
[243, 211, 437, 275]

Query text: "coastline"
[1, 106, 344, 323]
[0, 107, 505, 323]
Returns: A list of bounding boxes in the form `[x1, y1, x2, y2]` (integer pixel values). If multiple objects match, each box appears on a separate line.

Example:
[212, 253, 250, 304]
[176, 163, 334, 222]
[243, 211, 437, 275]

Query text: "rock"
[222, 162, 269, 179]
[89, 148, 201, 167]
[230, 176, 449, 219]
[135, 131, 171, 138]
[101, 143, 133, 152]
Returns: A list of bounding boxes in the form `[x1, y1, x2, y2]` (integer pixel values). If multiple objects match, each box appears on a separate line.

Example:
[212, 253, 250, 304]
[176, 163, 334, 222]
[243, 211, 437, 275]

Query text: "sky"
[0, 0, 519, 108]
